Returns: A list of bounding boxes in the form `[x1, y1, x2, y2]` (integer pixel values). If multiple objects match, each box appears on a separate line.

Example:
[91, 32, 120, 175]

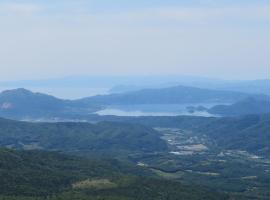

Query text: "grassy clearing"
[72, 179, 117, 190]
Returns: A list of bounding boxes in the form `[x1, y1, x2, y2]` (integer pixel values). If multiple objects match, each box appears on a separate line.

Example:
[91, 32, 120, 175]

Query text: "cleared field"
[72, 179, 117, 190]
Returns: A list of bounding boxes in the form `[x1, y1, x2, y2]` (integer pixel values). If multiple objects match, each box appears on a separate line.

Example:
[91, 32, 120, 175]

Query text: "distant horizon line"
[1, 74, 270, 83]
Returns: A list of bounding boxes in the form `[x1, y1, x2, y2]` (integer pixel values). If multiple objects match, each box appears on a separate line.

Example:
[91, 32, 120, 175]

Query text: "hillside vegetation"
[0, 118, 167, 156]
[0, 149, 228, 200]
[84, 114, 270, 157]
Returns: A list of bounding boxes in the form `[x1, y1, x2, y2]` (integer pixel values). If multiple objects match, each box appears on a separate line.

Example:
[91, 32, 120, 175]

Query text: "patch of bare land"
[72, 179, 117, 190]
[156, 127, 209, 155]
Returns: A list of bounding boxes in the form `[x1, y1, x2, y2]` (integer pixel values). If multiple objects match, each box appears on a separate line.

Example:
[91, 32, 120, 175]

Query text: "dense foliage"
[0, 148, 148, 196]
[0, 149, 227, 200]
[193, 114, 270, 155]
[0, 119, 167, 155]
[85, 114, 270, 157]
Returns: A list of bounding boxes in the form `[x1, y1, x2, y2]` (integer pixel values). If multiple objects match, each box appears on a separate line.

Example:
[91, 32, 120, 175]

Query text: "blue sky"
[0, 0, 269, 80]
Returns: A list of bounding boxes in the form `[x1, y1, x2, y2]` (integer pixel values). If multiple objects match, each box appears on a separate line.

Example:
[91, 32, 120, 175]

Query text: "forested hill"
[0, 88, 100, 118]
[190, 114, 270, 156]
[0, 118, 167, 155]
[82, 114, 270, 157]
[0, 149, 228, 200]
[128, 114, 270, 156]
[209, 97, 270, 116]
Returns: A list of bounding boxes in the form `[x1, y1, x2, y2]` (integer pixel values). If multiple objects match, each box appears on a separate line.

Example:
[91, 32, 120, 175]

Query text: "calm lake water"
[95, 104, 224, 117]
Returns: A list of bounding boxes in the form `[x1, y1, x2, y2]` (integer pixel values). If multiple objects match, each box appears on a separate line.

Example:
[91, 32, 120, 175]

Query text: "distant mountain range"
[1, 86, 270, 120]
[211, 79, 270, 96]
[209, 96, 270, 116]
[109, 78, 270, 96]
[79, 85, 249, 105]
[3, 76, 270, 98]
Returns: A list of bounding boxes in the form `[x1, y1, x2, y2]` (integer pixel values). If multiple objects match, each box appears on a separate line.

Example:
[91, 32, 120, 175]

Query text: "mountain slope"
[0, 149, 227, 200]
[178, 114, 270, 156]
[0, 88, 99, 119]
[209, 97, 270, 116]
[0, 88, 65, 115]
[0, 118, 167, 155]
[82, 114, 270, 157]
[0, 148, 135, 196]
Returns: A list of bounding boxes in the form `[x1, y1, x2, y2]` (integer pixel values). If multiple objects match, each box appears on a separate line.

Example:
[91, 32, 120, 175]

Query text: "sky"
[0, 0, 270, 81]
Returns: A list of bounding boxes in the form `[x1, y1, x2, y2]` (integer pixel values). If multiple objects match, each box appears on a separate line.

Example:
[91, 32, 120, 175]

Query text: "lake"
[95, 103, 225, 117]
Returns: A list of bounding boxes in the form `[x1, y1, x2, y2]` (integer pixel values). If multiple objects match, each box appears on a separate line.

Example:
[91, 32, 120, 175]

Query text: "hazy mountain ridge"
[4, 76, 270, 96]
[0, 86, 254, 119]
[108, 79, 270, 96]
[78, 85, 250, 105]
[208, 96, 270, 116]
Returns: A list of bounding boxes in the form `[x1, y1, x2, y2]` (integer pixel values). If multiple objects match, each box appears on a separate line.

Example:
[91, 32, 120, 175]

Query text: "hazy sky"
[0, 0, 270, 80]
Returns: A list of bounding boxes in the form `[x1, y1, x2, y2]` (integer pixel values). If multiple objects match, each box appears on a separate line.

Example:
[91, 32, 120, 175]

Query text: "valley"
[131, 127, 270, 199]
[2, 115, 270, 199]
